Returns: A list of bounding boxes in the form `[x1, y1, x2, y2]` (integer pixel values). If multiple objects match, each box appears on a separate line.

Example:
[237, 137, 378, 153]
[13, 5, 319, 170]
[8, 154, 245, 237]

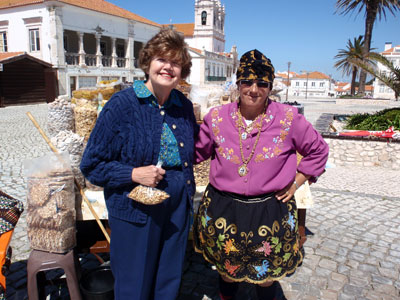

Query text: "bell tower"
[193, 0, 225, 53]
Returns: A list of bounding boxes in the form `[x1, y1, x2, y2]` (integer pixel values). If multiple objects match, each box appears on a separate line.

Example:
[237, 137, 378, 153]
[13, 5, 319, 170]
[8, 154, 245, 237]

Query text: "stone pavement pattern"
[0, 100, 399, 299]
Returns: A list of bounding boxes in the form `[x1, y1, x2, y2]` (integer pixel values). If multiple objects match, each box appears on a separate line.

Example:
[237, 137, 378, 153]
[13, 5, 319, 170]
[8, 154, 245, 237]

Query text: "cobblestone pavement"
[1, 100, 400, 299]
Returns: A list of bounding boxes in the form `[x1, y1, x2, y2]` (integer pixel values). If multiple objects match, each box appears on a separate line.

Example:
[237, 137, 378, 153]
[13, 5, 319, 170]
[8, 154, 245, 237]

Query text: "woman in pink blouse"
[193, 49, 329, 300]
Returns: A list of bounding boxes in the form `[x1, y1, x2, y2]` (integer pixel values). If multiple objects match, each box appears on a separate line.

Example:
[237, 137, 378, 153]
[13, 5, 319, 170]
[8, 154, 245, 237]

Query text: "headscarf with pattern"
[236, 49, 275, 85]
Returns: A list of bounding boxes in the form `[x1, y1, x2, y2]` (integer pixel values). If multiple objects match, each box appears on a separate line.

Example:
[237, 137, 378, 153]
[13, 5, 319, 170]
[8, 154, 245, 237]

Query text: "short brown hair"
[139, 28, 192, 79]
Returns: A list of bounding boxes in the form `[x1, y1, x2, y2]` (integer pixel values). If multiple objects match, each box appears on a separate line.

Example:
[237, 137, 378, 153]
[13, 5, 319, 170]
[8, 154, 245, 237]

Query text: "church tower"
[193, 0, 225, 53]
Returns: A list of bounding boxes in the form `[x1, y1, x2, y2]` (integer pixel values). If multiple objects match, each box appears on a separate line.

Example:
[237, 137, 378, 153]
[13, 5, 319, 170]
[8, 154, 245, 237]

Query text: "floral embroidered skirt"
[193, 184, 304, 283]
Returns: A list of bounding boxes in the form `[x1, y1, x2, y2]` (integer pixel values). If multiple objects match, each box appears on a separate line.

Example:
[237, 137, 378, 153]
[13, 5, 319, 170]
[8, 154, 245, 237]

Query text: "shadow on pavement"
[5, 244, 289, 300]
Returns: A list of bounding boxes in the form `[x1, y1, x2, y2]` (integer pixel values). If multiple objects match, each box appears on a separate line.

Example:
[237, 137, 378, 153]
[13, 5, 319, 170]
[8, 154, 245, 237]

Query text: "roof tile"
[0, 0, 160, 27]
[168, 23, 194, 37]
[295, 71, 330, 79]
[0, 51, 25, 61]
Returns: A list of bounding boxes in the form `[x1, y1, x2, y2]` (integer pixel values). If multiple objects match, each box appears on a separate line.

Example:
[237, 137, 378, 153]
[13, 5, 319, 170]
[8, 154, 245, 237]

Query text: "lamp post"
[301, 71, 309, 100]
[286, 61, 291, 101]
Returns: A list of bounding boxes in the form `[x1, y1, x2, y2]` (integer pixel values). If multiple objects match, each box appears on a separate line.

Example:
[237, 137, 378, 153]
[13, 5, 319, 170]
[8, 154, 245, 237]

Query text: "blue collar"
[133, 80, 182, 108]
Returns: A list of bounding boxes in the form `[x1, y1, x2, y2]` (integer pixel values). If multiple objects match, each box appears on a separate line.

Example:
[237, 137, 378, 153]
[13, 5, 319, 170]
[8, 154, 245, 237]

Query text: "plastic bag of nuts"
[24, 152, 76, 253]
[127, 185, 169, 205]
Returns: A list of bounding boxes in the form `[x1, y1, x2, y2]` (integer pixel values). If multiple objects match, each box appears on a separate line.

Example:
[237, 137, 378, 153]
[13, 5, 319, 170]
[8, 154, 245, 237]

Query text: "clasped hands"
[131, 165, 165, 188]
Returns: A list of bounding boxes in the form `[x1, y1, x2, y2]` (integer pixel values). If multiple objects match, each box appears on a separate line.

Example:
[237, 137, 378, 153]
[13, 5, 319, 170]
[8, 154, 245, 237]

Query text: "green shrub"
[344, 108, 400, 131]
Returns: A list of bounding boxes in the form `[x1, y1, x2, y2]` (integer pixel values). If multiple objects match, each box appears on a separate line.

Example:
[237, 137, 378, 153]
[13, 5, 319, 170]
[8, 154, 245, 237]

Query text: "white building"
[335, 82, 352, 97]
[0, 0, 237, 100]
[373, 42, 400, 100]
[288, 71, 335, 98]
[0, 0, 164, 97]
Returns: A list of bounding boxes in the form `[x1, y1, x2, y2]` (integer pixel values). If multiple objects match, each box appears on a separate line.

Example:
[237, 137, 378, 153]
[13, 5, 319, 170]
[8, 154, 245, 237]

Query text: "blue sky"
[111, 0, 399, 82]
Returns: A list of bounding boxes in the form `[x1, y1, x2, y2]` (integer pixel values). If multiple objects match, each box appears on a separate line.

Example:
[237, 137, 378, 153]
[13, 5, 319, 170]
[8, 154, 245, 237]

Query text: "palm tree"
[334, 36, 372, 96]
[354, 53, 400, 100]
[336, 0, 400, 95]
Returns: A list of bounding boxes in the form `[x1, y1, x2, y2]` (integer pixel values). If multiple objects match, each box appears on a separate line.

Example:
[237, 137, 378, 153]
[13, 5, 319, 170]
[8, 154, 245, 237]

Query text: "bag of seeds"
[127, 161, 170, 205]
[24, 152, 76, 253]
[127, 185, 169, 205]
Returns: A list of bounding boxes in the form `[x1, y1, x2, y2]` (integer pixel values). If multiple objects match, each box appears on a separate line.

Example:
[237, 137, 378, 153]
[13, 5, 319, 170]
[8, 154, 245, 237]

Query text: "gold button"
[172, 124, 177, 129]
[187, 180, 191, 185]
[179, 142, 184, 147]
[184, 162, 188, 167]
[160, 111, 165, 116]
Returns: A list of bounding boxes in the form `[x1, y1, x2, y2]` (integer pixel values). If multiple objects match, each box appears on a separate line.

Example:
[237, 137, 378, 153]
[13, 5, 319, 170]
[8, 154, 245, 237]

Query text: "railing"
[85, 54, 96, 66]
[206, 76, 227, 82]
[117, 57, 126, 68]
[65, 53, 128, 68]
[65, 53, 79, 65]
[102, 56, 112, 67]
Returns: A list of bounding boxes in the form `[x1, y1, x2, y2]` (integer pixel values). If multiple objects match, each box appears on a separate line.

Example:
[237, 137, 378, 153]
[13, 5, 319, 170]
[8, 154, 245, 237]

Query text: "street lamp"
[286, 61, 291, 102]
[301, 71, 309, 100]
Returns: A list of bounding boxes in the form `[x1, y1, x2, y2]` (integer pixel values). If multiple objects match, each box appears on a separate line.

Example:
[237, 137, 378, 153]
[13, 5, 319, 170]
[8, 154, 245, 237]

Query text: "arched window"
[201, 11, 207, 25]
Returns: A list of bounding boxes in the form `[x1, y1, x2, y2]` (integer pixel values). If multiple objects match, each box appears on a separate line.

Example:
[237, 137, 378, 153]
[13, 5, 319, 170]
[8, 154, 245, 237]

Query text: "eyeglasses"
[240, 80, 270, 89]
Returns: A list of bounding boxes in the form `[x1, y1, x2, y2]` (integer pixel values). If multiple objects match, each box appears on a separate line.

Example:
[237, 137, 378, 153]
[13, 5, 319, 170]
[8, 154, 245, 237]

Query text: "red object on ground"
[339, 127, 397, 138]
[339, 131, 370, 137]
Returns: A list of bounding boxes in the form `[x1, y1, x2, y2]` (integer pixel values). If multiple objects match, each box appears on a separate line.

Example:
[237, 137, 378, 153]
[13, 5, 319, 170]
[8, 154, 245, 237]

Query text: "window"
[100, 41, 107, 55]
[29, 28, 40, 51]
[0, 31, 7, 52]
[63, 35, 68, 51]
[320, 82, 325, 87]
[117, 44, 125, 57]
[295, 82, 299, 87]
[201, 11, 207, 25]
[311, 82, 315, 87]
[79, 76, 97, 88]
[303, 82, 307, 87]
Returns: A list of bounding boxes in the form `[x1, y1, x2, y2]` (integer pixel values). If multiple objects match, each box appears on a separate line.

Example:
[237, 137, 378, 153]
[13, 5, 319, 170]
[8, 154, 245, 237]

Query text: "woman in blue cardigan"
[80, 28, 199, 300]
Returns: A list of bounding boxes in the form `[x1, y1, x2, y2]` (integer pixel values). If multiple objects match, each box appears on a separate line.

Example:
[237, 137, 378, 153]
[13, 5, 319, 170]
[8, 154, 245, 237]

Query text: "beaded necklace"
[236, 107, 266, 177]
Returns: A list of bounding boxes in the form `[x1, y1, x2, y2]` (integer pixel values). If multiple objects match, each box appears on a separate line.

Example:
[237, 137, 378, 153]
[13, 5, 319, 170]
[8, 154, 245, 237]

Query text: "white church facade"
[0, 0, 237, 98]
[170, 0, 238, 86]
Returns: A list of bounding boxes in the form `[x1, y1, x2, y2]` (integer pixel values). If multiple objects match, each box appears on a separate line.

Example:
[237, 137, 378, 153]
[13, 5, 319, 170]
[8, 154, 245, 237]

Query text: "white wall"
[289, 78, 334, 98]
[0, 4, 51, 62]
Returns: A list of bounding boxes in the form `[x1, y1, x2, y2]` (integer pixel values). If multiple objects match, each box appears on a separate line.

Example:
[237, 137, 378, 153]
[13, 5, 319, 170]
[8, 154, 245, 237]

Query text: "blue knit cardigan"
[80, 87, 199, 223]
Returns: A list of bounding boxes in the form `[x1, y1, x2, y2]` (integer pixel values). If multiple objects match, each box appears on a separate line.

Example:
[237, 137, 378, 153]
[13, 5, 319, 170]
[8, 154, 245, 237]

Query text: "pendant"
[238, 164, 248, 177]
[241, 132, 247, 140]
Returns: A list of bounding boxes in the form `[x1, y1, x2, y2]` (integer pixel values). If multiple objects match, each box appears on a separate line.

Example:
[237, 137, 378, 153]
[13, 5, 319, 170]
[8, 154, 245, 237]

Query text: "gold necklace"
[236, 109, 264, 140]
[237, 108, 265, 177]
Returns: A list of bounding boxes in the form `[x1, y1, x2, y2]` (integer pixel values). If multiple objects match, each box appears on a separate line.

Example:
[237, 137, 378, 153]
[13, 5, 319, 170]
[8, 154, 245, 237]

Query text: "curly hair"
[139, 27, 192, 79]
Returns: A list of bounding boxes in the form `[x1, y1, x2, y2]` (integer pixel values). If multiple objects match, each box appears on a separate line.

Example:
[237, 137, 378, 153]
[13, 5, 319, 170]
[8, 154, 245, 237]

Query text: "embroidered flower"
[287, 212, 295, 230]
[256, 240, 272, 257]
[224, 260, 240, 276]
[255, 107, 294, 162]
[224, 239, 239, 255]
[254, 260, 269, 278]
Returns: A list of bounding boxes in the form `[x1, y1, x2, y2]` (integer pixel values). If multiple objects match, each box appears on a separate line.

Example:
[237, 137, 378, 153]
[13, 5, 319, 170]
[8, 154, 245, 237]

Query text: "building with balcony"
[373, 42, 400, 100]
[0, 0, 238, 101]
[0, 0, 162, 98]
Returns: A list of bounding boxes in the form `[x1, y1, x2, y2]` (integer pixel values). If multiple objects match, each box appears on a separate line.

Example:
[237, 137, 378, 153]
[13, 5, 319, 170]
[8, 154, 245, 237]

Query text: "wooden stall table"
[76, 190, 110, 263]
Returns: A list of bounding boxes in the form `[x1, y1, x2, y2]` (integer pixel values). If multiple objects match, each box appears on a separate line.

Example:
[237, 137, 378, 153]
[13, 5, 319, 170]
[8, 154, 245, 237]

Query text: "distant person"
[193, 49, 329, 300]
[81, 28, 199, 300]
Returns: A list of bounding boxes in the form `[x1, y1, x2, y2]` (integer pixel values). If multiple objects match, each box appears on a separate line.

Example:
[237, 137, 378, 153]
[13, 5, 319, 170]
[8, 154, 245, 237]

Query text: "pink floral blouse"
[195, 100, 329, 196]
